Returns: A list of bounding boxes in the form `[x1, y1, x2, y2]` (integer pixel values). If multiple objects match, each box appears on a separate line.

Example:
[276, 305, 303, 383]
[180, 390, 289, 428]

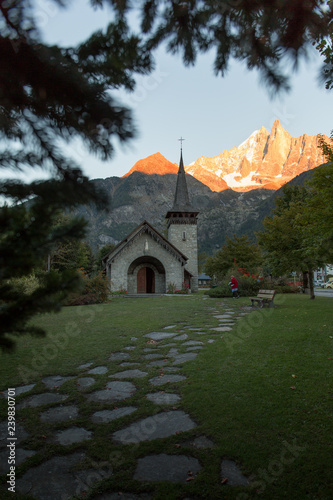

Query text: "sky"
[29, 1, 333, 180]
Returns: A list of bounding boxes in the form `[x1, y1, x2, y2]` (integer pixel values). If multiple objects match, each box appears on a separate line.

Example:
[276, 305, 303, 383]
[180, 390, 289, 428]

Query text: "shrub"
[110, 287, 128, 296]
[167, 282, 189, 294]
[9, 273, 41, 295]
[167, 282, 177, 294]
[206, 284, 232, 298]
[66, 270, 109, 305]
[274, 284, 299, 294]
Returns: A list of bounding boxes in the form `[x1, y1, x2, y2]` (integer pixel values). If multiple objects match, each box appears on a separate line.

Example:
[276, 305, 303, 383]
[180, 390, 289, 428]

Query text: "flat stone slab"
[163, 367, 181, 372]
[143, 353, 164, 359]
[0, 421, 28, 448]
[185, 435, 215, 449]
[86, 381, 136, 403]
[173, 353, 198, 364]
[214, 314, 234, 319]
[164, 325, 177, 329]
[91, 407, 137, 423]
[149, 374, 186, 386]
[109, 369, 148, 379]
[77, 362, 93, 370]
[144, 332, 178, 341]
[186, 346, 203, 351]
[112, 410, 196, 444]
[146, 392, 181, 405]
[173, 334, 188, 341]
[88, 366, 108, 375]
[147, 360, 168, 367]
[1, 384, 35, 398]
[134, 454, 201, 482]
[119, 362, 140, 367]
[40, 405, 79, 423]
[108, 352, 130, 361]
[221, 459, 250, 486]
[42, 375, 73, 389]
[0, 448, 36, 473]
[17, 393, 68, 409]
[183, 341, 204, 346]
[210, 327, 233, 332]
[76, 377, 96, 390]
[54, 426, 92, 445]
[166, 348, 179, 356]
[16, 452, 112, 500]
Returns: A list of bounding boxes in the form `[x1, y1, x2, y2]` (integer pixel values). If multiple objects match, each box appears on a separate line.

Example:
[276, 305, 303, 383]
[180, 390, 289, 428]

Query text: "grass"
[0, 293, 332, 499]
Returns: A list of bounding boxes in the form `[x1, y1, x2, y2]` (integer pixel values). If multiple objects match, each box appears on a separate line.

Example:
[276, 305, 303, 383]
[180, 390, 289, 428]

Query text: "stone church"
[102, 150, 199, 294]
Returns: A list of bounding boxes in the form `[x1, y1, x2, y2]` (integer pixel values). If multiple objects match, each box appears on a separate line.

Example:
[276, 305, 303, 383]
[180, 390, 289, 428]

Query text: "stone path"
[0, 300, 252, 499]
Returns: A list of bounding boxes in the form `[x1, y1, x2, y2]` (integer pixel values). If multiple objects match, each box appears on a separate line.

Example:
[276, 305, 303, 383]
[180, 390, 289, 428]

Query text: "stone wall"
[168, 223, 198, 292]
[107, 231, 185, 293]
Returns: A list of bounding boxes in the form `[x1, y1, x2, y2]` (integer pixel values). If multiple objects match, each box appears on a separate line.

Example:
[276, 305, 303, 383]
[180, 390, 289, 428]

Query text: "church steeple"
[165, 142, 199, 292]
[171, 149, 192, 212]
[166, 145, 199, 221]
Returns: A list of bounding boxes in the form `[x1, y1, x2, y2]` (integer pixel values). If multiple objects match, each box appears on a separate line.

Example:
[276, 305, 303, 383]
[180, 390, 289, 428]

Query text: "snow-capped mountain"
[123, 120, 328, 192]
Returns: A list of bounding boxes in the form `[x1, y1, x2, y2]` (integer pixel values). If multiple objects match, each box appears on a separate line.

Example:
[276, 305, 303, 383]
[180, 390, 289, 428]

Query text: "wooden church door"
[137, 267, 155, 293]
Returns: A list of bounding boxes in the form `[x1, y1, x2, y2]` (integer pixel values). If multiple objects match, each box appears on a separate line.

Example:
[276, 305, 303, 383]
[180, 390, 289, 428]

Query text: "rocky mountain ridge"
[123, 120, 327, 192]
[78, 167, 318, 255]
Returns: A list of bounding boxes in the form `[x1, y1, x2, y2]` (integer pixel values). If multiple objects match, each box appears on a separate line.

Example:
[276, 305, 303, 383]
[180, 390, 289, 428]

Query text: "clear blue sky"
[38, 1, 333, 180]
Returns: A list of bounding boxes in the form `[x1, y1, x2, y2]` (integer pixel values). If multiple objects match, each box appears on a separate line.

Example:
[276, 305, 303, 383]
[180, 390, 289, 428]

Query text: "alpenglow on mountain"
[123, 120, 327, 192]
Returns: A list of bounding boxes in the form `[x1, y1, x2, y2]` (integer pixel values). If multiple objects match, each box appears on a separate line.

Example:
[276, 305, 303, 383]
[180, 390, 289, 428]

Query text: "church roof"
[165, 149, 199, 219]
[102, 220, 188, 265]
[171, 150, 193, 212]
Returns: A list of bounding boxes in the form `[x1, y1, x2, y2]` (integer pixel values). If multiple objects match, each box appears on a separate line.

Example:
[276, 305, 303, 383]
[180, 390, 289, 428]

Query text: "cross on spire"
[178, 137, 185, 151]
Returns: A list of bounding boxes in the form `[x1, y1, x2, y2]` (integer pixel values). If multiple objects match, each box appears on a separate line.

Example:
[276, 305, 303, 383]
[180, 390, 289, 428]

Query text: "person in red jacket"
[229, 275, 239, 298]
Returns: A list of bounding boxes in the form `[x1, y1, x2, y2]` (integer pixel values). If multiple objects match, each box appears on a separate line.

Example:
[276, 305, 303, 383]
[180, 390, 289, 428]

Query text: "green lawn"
[0, 293, 332, 499]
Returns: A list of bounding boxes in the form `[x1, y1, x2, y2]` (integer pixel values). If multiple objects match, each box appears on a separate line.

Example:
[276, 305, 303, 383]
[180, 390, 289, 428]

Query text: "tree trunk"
[308, 268, 315, 300]
[303, 271, 308, 289]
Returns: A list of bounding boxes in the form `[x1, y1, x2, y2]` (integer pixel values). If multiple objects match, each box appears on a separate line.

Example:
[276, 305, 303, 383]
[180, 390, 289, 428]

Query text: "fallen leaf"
[186, 477, 195, 481]
[221, 478, 228, 485]
[291, 374, 297, 378]
[290, 386, 296, 390]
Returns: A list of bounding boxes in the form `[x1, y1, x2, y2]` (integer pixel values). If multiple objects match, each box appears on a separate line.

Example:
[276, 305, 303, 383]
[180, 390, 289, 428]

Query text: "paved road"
[314, 288, 333, 297]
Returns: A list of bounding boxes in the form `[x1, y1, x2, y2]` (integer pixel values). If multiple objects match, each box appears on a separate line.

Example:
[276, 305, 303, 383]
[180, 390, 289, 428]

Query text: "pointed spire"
[171, 149, 192, 211]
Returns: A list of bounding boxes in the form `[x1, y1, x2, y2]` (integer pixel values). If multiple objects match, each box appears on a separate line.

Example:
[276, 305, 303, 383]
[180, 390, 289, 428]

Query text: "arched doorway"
[137, 266, 155, 293]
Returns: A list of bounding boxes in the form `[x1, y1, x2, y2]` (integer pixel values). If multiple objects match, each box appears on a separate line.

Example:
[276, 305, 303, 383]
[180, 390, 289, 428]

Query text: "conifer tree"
[0, 0, 152, 350]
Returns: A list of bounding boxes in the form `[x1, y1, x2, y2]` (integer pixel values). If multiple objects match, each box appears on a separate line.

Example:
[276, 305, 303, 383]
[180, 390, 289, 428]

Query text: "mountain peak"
[122, 152, 179, 178]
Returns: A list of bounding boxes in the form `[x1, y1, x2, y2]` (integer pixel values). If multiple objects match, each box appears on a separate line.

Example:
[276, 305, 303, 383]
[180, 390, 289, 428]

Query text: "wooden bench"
[250, 289, 276, 308]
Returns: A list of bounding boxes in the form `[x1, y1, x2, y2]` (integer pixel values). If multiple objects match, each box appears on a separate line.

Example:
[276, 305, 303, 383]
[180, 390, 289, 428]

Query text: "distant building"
[314, 264, 333, 282]
[102, 150, 199, 294]
[198, 273, 211, 287]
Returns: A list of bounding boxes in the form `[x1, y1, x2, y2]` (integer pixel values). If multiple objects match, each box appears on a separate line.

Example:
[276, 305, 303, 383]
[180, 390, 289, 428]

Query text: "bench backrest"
[257, 289, 275, 299]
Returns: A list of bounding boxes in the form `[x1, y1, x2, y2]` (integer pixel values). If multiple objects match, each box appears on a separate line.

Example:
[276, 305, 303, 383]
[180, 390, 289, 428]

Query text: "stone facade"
[167, 219, 198, 292]
[104, 222, 188, 294]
